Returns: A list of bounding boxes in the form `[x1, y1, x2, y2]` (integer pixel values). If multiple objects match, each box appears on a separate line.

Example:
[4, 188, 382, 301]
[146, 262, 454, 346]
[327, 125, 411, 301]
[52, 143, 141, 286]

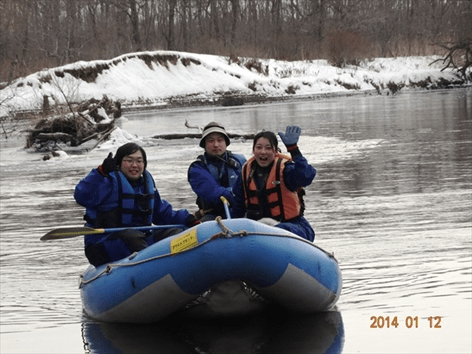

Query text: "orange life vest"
[242, 154, 304, 222]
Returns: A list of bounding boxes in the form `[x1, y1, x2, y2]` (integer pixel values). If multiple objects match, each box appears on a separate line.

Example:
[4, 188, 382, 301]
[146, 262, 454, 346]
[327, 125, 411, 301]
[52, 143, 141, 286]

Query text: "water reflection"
[1, 89, 471, 353]
[82, 311, 344, 354]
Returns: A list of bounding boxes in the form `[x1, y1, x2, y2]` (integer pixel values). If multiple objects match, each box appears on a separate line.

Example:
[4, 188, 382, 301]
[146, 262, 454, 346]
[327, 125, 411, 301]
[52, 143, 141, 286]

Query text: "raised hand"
[278, 125, 301, 146]
[100, 152, 118, 175]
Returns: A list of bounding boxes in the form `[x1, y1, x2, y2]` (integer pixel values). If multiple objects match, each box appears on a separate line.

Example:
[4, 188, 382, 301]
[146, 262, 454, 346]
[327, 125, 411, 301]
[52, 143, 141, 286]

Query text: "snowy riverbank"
[0, 51, 467, 116]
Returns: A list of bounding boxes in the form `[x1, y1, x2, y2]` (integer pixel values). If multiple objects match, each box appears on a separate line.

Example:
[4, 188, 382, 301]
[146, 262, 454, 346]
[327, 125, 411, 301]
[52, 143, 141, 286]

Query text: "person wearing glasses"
[188, 122, 246, 221]
[74, 142, 200, 267]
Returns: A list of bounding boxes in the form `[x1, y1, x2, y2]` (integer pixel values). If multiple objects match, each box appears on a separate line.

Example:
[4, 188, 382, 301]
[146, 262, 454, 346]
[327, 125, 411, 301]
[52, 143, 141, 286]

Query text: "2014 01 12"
[370, 316, 442, 329]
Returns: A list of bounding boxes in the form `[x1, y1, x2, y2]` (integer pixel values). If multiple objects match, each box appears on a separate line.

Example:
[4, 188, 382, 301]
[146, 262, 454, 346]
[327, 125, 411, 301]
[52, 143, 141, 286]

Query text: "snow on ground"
[0, 51, 465, 116]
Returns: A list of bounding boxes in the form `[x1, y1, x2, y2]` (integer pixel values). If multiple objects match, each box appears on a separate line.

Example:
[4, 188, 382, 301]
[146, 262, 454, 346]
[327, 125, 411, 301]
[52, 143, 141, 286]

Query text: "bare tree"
[432, 40, 472, 81]
[230, 0, 240, 45]
[166, 0, 177, 50]
[1, 0, 471, 83]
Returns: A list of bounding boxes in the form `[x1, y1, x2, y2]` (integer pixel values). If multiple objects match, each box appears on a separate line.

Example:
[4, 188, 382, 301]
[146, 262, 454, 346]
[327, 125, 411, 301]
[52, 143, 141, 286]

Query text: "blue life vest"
[195, 151, 244, 189]
[191, 151, 245, 211]
[84, 170, 155, 228]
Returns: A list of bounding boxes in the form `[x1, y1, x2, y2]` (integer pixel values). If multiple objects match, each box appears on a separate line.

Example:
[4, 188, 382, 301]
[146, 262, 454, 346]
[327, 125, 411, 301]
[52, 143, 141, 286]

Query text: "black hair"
[114, 143, 147, 169]
[252, 131, 279, 152]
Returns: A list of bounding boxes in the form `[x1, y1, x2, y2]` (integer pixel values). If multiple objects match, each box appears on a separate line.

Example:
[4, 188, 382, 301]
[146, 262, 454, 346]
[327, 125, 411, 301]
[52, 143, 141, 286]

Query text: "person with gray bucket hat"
[188, 122, 246, 221]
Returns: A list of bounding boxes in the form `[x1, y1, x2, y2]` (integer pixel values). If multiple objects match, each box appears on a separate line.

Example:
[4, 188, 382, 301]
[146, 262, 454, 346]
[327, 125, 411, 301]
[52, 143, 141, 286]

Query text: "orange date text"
[370, 316, 442, 329]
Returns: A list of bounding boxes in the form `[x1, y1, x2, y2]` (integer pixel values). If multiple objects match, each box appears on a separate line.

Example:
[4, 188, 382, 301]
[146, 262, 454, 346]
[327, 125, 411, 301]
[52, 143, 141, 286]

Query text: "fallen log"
[152, 133, 255, 140]
[90, 126, 117, 150]
[78, 112, 95, 126]
[80, 131, 101, 144]
[36, 132, 74, 142]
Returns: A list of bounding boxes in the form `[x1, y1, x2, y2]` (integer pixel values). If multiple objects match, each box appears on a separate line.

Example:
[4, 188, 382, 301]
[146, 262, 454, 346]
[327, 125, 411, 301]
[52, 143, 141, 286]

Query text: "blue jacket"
[74, 168, 191, 247]
[188, 151, 246, 216]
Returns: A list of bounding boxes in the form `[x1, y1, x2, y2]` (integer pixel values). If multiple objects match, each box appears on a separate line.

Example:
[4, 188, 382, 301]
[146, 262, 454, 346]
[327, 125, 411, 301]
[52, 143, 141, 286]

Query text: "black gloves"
[99, 152, 118, 176]
[186, 214, 201, 227]
[194, 209, 214, 220]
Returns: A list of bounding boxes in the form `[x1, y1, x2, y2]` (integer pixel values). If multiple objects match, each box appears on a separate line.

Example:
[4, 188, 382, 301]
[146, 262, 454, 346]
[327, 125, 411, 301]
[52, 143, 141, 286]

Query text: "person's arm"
[74, 152, 118, 207]
[152, 188, 199, 227]
[74, 168, 115, 207]
[278, 126, 316, 190]
[188, 162, 234, 206]
[283, 149, 316, 190]
[229, 173, 246, 218]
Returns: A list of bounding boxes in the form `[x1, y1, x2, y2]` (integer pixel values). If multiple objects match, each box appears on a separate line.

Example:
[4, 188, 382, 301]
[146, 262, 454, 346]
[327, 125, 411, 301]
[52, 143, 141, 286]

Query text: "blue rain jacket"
[188, 151, 246, 217]
[74, 168, 191, 249]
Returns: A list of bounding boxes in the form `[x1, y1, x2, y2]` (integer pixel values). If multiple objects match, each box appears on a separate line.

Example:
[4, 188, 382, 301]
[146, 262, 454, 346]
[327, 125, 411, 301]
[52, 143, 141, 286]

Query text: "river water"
[1, 89, 471, 354]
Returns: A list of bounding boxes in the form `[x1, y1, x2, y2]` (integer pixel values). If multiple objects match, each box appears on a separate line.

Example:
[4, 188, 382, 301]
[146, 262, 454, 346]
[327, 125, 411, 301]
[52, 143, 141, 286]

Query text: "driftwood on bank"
[26, 93, 254, 152]
[26, 95, 121, 152]
[36, 132, 74, 142]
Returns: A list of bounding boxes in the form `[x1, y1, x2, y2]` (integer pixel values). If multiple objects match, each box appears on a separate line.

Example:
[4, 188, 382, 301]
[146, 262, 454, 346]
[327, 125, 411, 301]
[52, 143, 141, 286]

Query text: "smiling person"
[231, 126, 316, 241]
[188, 122, 246, 221]
[74, 142, 200, 267]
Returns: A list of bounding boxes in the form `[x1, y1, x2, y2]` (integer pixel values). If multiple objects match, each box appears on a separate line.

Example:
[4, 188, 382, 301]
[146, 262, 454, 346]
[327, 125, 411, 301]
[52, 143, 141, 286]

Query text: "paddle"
[40, 225, 186, 241]
[220, 196, 231, 219]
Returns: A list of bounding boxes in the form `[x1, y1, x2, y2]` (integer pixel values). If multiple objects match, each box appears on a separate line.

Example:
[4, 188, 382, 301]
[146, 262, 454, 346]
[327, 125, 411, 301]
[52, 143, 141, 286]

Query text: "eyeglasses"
[122, 158, 144, 165]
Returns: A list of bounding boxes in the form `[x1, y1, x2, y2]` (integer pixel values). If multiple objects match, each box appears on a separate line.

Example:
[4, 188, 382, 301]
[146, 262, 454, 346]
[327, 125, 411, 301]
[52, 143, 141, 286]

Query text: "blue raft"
[80, 218, 342, 323]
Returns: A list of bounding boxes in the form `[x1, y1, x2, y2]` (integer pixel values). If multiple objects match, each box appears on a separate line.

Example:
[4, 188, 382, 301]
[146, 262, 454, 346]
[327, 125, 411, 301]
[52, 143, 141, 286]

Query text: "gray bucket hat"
[199, 122, 230, 148]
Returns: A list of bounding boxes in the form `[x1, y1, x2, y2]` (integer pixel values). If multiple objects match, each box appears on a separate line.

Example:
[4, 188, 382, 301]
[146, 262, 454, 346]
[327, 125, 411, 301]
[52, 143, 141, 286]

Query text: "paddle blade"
[40, 227, 105, 241]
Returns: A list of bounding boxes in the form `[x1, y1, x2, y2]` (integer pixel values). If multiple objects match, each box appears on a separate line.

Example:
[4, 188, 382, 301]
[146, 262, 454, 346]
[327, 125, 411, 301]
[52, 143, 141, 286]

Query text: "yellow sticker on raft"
[170, 229, 198, 254]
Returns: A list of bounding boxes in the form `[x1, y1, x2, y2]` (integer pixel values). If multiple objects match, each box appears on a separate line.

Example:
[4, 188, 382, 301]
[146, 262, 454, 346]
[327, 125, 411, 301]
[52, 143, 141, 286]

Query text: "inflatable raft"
[80, 218, 342, 323]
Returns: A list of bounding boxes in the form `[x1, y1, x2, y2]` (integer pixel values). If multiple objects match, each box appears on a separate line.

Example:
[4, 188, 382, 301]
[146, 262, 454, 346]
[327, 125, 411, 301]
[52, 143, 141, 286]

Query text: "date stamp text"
[370, 316, 442, 329]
